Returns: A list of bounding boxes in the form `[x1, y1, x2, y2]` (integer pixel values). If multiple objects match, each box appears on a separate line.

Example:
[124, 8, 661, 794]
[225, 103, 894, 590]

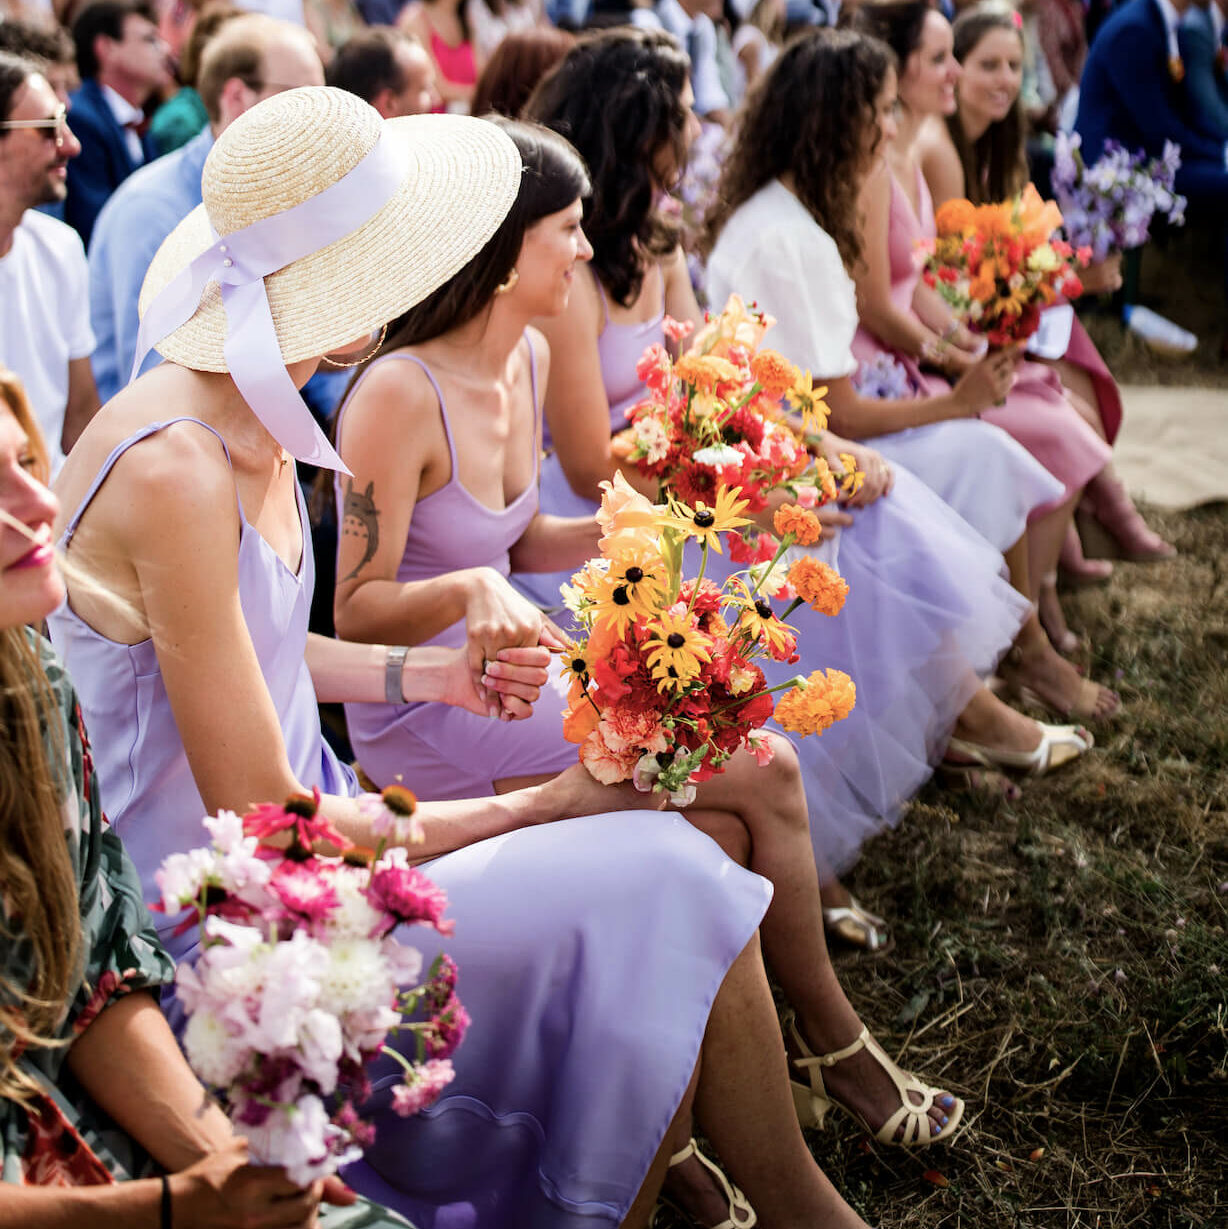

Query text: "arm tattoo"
[340, 478, 380, 581]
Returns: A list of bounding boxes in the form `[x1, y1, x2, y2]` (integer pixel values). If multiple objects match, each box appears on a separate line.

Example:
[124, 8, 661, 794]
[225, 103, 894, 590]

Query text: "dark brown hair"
[365, 119, 589, 352]
[524, 27, 689, 308]
[471, 26, 574, 119]
[849, 0, 929, 66]
[703, 27, 894, 272]
[71, 0, 159, 80]
[948, 3, 1027, 204]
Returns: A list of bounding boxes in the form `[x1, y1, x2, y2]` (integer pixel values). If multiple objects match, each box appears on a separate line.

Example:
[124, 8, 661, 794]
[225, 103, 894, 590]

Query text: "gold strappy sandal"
[787, 1017, 965, 1148]
[651, 1138, 756, 1229]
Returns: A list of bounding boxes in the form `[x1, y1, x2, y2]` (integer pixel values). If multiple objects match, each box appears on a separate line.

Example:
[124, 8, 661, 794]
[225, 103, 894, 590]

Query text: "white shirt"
[0, 212, 95, 474]
[706, 178, 859, 380]
[1154, 0, 1183, 66]
[102, 83, 145, 164]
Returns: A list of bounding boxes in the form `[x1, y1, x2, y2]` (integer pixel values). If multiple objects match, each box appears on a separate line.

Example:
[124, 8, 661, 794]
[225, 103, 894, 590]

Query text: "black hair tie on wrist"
[161, 1174, 173, 1229]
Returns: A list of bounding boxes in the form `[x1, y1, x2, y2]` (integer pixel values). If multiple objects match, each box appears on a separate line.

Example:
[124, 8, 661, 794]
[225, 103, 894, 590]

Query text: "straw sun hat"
[139, 87, 522, 372]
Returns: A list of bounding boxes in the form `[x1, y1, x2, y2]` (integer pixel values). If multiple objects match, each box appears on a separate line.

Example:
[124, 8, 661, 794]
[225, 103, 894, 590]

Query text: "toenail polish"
[941, 1114, 949, 1125]
[939, 1094, 955, 1108]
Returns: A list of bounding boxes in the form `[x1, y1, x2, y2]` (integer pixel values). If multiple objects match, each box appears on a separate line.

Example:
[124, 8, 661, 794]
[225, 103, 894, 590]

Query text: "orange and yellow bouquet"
[614, 295, 835, 514]
[920, 185, 1090, 347]
[559, 473, 855, 806]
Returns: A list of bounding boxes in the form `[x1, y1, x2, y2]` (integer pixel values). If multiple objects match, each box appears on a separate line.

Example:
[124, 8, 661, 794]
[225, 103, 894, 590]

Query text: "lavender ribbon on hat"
[131, 130, 411, 474]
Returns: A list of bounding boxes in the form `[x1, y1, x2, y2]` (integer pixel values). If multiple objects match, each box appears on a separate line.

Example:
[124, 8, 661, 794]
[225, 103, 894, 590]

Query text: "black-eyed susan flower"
[644, 610, 712, 692]
[660, 484, 751, 553]
[735, 597, 799, 662]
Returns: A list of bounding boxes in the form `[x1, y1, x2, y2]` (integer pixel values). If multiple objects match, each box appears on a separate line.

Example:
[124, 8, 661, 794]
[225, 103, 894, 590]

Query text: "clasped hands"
[454, 567, 565, 723]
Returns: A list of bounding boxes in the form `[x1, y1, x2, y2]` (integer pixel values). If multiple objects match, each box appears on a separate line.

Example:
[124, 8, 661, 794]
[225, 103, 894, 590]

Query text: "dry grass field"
[655, 500, 1227, 1229]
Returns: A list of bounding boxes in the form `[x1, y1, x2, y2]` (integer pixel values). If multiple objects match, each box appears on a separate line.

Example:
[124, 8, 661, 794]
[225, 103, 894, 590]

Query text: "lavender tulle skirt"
[166, 813, 770, 1229]
[696, 464, 1031, 877]
[858, 419, 1064, 554]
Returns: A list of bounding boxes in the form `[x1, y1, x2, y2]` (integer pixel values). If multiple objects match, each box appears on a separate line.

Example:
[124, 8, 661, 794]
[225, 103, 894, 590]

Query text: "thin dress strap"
[61, 418, 238, 549]
[341, 352, 461, 491]
[524, 331, 543, 482]
[591, 266, 611, 332]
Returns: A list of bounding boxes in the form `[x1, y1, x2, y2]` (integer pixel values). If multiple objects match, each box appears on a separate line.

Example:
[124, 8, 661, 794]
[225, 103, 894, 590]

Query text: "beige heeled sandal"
[651, 1138, 756, 1229]
[787, 1017, 965, 1148]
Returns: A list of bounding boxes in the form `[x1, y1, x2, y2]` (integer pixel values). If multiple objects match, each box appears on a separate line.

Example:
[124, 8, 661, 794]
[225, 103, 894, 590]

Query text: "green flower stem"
[709, 674, 807, 717]
[687, 540, 710, 613]
[747, 532, 796, 598]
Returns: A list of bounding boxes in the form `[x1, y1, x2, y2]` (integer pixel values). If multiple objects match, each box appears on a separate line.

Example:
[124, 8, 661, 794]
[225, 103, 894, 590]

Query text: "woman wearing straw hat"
[43, 88, 866, 1229]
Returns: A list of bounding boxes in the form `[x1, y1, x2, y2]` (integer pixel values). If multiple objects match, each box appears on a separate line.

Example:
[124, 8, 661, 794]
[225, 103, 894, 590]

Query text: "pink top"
[430, 27, 477, 101]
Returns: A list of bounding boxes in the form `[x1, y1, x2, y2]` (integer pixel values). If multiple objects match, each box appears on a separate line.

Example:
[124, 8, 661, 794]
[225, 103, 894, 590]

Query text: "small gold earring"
[321, 324, 388, 369]
[495, 267, 520, 296]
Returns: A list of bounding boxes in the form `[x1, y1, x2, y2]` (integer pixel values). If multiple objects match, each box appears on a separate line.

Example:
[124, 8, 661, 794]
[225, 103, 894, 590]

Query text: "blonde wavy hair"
[0, 367, 82, 1103]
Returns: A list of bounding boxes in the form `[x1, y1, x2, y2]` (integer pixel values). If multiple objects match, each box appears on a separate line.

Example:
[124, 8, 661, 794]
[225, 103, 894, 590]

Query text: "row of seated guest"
[854, 3, 1175, 586]
[37, 85, 966, 1229]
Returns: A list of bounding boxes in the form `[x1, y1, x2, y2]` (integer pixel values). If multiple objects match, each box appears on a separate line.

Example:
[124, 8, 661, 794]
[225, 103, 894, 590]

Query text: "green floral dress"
[0, 638, 415, 1226]
[0, 634, 174, 1187]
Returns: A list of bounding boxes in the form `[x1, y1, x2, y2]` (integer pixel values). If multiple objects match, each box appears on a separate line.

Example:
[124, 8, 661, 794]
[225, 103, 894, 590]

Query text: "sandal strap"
[668, 1139, 756, 1229]
[667, 1139, 697, 1168]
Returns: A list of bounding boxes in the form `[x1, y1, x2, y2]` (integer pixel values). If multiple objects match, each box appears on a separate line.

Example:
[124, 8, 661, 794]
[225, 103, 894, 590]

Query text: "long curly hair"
[947, 3, 1028, 204]
[702, 27, 894, 272]
[524, 27, 690, 308]
[0, 371, 80, 1105]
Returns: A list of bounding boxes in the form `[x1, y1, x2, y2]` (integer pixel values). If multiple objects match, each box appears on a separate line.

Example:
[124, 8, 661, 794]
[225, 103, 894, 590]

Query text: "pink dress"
[851, 171, 1111, 514]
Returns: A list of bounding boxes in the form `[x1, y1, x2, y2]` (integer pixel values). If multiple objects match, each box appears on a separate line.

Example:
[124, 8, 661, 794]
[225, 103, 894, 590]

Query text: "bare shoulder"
[343, 352, 442, 427]
[524, 324, 551, 387]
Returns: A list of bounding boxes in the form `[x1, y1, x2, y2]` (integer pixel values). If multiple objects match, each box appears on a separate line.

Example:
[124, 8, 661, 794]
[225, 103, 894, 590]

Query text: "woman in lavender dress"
[511, 29, 1090, 948]
[47, 88, 904, 1229]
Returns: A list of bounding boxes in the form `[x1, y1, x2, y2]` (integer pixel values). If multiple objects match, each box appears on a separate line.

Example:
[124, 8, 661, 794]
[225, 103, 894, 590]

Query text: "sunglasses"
[0, 105, 69, 147]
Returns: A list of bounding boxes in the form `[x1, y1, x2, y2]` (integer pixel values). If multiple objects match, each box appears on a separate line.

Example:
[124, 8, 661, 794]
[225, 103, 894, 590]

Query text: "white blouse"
[704, 178, 859, 380]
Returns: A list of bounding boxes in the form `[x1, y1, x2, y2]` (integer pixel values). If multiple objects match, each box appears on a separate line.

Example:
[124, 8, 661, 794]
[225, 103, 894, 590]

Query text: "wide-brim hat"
[139, 87, 522, 372]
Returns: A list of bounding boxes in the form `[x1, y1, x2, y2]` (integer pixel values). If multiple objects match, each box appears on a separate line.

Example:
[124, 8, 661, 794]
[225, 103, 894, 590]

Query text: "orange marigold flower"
[773, 503, 823, 546]
[935, 197, 977, 237]
[773, 669, 856, 738]
[786, 557, 849, 616]
[750, 350, 797, 400]
[674, 352, 742, 394]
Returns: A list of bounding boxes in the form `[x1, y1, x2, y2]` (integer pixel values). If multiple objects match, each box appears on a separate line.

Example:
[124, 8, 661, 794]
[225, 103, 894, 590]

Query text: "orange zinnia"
[773, 503, 823, 546]
[772, 669, 856, 737]
[786, 557, 848, 616]
[750, 350, 797, 400]
[935, 197, 977, 237]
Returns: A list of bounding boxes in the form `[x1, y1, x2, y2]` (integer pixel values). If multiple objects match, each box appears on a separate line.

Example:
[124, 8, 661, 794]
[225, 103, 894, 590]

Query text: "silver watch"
[384, 645, 409, 704]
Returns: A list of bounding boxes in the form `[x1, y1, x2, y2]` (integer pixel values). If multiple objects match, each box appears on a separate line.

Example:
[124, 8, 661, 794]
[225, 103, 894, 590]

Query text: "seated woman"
[46, 89, 895, 1229]
[916, 1, 1175, 576]
[501, 29, 1090, 901]
[332, 115, 968, 1228]
[701, 25, 1119, 726]
[0, 367, 359, 1227]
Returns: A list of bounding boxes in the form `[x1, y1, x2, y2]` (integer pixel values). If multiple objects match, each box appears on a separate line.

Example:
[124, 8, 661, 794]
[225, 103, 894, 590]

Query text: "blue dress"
[50, 417, 771, 1227]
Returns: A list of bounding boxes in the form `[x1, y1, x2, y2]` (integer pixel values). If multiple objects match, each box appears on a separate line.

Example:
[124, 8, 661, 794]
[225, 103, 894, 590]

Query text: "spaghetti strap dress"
[513, 270, 663, 612]
[849, 171, 1111, 530]
[521, 250, 1032, 875]
[48, 417, 772, 1229]
[337, 339, 576, 798]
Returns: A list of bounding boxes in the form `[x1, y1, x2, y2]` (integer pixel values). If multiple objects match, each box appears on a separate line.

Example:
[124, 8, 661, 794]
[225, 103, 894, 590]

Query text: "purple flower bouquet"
[1051, 133, 1186, 264]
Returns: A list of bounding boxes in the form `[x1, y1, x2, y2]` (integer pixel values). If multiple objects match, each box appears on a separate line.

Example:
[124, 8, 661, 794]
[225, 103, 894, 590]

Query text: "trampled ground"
[658, 499, 1228, 1229]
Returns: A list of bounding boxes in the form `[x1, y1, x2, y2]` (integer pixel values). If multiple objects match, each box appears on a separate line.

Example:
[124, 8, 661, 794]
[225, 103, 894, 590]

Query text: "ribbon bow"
[131, 130, 410, 473]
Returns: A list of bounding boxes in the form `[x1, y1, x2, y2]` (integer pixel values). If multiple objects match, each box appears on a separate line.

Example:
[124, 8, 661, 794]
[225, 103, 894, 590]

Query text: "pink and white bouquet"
[156, 788, 465, 1185]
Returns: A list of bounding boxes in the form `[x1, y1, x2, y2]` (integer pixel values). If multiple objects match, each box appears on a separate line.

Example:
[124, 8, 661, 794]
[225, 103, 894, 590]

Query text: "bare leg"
[686, 744, 955, 1140]
[621, 1063, 701, 1229]
[694, 932, 872, 1229]
[1052, 361, 1109, 440]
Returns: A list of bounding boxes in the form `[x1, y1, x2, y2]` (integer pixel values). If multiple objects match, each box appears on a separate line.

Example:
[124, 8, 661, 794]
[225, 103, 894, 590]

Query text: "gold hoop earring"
[494, 267, 520, 296]
[321, 323, 388, 369]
